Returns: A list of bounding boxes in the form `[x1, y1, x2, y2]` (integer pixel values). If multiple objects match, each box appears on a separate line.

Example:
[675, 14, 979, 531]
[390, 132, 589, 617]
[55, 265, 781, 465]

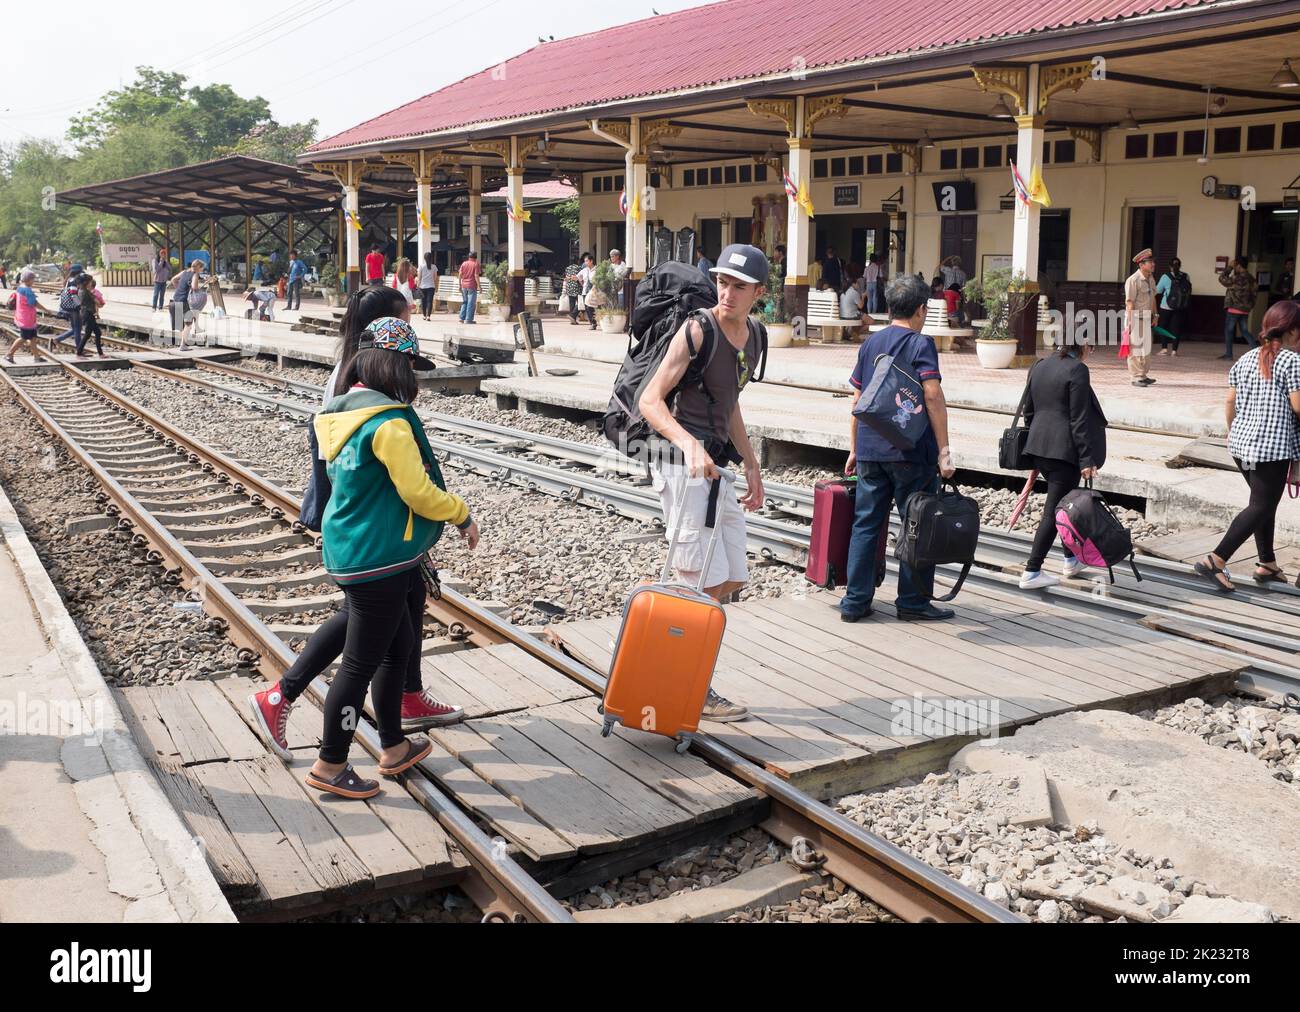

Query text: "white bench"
[971, 296, 1055, 346]
[806, 290, 860, 343]
[921, 298, 975, 352]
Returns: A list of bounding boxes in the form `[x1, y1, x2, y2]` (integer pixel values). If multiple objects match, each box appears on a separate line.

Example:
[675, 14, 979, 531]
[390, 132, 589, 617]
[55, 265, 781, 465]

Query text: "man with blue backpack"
[52, 265, 87, 352]
[840, 274, 956, 623]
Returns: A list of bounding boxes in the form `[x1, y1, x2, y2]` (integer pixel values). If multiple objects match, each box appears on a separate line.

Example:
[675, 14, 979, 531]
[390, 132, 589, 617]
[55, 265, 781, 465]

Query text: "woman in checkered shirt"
[1195, 301, 1300, 592]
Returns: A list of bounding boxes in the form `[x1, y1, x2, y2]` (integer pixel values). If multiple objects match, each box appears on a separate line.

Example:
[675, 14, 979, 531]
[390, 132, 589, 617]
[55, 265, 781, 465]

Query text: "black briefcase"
[998, 361, 1039, 471]
[895, 480, 980, 602]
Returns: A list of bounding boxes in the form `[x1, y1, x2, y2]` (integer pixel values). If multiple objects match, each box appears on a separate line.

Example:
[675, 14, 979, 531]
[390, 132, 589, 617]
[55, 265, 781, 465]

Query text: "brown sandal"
[1253, 564, 1286, 584]
[305, 764, 380, 799]
[377, 737, 432, 777]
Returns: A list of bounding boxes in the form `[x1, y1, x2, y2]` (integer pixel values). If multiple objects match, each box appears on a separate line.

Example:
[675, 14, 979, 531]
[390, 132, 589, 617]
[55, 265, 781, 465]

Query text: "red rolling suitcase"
[806, 477, 890, 589]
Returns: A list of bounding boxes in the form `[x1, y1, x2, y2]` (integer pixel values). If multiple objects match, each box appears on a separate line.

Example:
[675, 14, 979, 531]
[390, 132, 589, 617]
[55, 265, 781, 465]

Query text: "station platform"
[0, 483, 233, 922]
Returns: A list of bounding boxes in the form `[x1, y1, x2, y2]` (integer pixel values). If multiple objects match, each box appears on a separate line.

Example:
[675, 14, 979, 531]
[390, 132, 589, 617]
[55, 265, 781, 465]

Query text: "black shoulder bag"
[998, 361, 1038, 471]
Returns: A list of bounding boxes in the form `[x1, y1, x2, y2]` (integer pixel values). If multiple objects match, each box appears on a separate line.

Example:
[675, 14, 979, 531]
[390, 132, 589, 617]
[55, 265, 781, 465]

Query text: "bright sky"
[0, 0, 712, 148]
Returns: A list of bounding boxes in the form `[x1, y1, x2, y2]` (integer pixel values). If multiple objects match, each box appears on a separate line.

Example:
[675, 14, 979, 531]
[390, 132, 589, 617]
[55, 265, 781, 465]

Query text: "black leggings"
[1213, 457, 1290, 565]
[1027, 459, 1081, 572]
[282, 567, 425, 704]
[77, 317, 102, 356]
[420, 287, 435, 317]
[318, 567, 423, 764]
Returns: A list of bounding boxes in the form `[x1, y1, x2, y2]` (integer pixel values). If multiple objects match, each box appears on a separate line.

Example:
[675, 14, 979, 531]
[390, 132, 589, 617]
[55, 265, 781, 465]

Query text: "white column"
[344, 183, 360, 284]
[507, 160, 525, 276]
[1012, 66, 1044, 283]
[627, 118, 648, 278]
[416, 175, 432, 267]
[468, 164, 483, 259]
[785, 98, 811, 287]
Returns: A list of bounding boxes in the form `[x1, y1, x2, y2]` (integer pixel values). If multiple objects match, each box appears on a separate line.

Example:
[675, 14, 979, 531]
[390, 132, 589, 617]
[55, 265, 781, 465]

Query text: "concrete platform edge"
[0, 483, 236, 923]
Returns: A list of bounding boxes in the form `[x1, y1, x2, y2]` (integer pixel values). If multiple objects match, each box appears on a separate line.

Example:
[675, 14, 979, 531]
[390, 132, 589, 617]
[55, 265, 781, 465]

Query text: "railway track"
[82, 354, 1300, 700]
[0, 352, 1013, 924]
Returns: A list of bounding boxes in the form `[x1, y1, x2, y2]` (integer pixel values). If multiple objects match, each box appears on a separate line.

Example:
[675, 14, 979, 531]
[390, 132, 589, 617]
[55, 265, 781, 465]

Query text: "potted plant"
[962, 268, 1034, 369]
[755, 284, 803, 348]
[589, 260, 626, 333]
[319, 259, 340, 307]
[482, 261, 512, 321]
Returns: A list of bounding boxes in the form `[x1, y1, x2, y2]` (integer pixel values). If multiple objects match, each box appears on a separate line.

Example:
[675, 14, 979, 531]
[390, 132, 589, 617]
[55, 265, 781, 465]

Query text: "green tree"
[222, 120, 320, 166]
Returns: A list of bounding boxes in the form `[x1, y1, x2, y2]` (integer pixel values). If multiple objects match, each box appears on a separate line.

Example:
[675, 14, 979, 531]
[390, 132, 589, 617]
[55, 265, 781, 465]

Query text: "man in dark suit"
[1018, 341, 1108, 589]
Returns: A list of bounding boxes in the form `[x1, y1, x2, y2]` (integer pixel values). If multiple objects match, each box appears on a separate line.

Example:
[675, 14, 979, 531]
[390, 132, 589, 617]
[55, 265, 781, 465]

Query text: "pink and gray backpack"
[1055, 484, 1141, 584]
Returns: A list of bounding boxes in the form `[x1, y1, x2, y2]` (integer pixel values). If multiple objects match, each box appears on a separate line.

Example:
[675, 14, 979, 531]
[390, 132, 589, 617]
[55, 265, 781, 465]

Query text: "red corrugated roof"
[483, 181, 577, 201]
[309, 0, 1218, 154]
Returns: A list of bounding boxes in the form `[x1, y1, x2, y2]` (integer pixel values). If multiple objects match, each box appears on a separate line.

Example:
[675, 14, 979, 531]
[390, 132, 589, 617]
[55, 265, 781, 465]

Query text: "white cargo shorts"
[651, 462, 749, 589]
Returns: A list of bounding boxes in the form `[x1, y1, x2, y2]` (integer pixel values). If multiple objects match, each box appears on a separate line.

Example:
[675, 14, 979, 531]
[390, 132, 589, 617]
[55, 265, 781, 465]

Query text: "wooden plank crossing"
[552, 578, 1247, 800]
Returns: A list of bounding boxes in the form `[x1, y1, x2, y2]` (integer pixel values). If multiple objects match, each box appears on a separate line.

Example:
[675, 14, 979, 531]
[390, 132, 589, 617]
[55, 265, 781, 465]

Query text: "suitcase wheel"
[595, 702, 604, 716]
[674, 737, 690, 754]
[601, 719, 614, 738]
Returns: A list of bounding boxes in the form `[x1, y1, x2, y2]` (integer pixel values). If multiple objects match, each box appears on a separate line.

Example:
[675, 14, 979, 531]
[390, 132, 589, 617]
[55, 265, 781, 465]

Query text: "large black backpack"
[602, 261, 766, 461]
[895, 481, 981, 602]
[1165, 273, 1191, 311]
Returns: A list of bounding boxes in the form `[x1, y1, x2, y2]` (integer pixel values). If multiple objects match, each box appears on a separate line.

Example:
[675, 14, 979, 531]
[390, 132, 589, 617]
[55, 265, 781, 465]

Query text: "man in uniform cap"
[1124, 249, 1159, 387]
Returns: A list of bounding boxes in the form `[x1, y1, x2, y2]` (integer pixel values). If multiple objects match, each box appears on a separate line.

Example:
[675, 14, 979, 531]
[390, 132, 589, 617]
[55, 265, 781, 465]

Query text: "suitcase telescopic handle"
[661, 467, 734, 589]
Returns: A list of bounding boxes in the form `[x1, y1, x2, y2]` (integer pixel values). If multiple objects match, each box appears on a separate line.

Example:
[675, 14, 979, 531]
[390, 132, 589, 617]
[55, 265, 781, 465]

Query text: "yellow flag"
[419, 207, 430, 229]
[630, 188, 642, 224]
[1028, 163, 1052, 208]
[798, 179, 816, 219]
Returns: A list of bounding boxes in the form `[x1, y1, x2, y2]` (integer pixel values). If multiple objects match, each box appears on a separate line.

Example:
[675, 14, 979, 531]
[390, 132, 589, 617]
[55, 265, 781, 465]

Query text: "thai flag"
[618, 190, 628, 216]
[1010, 161, 1031, 206]
[783, 171, 798, 201]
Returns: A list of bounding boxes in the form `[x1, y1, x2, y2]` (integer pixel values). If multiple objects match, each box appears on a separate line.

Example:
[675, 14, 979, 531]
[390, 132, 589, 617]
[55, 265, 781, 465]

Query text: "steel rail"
[1, 361, 572, 924]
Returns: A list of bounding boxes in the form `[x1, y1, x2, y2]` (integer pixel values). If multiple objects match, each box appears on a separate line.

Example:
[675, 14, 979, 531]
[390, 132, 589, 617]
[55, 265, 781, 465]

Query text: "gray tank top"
[671, 311, 761, 452]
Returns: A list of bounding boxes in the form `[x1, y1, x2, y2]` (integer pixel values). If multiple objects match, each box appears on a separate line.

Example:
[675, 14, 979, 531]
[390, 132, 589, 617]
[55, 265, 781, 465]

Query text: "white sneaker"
[1061, 558, 1086, 579]
[1019, 569, 1060, 590]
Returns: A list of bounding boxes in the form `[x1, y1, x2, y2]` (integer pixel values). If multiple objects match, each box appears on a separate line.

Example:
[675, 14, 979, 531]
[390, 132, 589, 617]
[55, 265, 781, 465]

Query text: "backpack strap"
[933, 561, 971, 603]
[1128, 553, 1142, 583]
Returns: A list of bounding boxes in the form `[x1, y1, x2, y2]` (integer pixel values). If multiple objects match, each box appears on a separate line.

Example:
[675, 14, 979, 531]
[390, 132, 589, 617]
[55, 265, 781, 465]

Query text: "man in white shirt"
[609, 248, 630, 308]
[839, 278, 867, 339]
[863, 254, 882, 315]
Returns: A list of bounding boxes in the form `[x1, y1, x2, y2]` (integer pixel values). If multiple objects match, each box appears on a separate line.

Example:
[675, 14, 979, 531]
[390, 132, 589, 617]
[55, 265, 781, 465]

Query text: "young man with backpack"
[840, 273, 956, 623]
[633, 244, 770, 723]
[1156, 256, 1192, 356]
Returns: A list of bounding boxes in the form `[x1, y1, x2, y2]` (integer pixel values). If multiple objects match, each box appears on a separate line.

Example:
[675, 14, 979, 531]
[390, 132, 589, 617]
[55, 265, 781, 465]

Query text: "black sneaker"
[840, 606, 873, 623]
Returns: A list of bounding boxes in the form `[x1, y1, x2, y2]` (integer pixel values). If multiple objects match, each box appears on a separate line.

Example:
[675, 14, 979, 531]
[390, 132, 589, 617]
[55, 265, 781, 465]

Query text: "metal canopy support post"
[244, 216, 252, 285]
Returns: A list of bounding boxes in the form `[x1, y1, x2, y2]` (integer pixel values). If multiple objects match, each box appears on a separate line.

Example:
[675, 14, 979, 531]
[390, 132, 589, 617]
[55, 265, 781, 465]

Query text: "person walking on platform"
[299, 317, 478, 799]
[637, 244, 772, 724]
[365, 245, 386, 286]
[76, 276, 105, 358]
[1016, 338, 1108, 589]
[458, 250, 481, 324]
[286, 249, 306, 311]
[418, 252, 438, 321]
[248, 290, 465, 761]
[1195, 300, 1300, 593]
[151, 248, 171, 310]
[840, 274, 956, 624]
[1124, 249, 1158, 387]
[4, 269, 41, 363]
[1220, 257, 1258, 360]
[1156, 257, 1191, 356]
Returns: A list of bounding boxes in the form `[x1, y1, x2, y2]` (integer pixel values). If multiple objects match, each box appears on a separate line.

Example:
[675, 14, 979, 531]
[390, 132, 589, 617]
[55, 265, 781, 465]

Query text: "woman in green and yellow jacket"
[307, 317, 479, 799]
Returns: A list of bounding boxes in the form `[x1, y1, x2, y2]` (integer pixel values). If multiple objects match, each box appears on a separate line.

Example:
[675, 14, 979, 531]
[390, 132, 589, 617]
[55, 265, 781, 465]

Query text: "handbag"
[1288, 460, 1300, 499]
[998, 360, 1038, 471]
[558, 293, 572, 313]
[895, 479, 981, 602]
[851, 333, 930, 451]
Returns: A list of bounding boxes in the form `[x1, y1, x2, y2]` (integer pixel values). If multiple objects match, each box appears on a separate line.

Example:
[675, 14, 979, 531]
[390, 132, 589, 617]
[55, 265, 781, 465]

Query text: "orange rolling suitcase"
[600, 473, 728, 753]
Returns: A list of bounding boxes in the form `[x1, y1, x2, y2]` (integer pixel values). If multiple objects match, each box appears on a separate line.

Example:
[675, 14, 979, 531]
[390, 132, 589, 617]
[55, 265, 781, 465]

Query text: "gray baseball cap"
[710, 244, 769, 285]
